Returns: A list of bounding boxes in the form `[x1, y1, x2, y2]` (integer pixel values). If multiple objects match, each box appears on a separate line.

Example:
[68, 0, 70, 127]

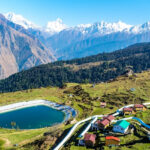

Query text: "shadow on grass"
[120, 137, 149, 147]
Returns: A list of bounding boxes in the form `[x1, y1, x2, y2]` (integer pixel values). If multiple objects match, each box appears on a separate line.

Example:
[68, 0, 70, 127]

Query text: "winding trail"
[53, 102, 150, 150]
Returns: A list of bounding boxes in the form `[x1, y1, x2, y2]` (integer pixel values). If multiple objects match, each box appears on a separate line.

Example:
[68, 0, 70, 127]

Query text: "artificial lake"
[0, 105, 65, 129]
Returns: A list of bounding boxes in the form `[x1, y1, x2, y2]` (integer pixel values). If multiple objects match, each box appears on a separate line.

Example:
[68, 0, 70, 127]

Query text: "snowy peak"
[77, 24, 92, 28]
[69, 21, 150, 36]
[130, 21, 150, 33]
[139, 21, 150, 31]
[68, 21, 133, 36]
[4, 12, 67, 34]
[4, 12, 38, 29]
[3, 12, 150, 36]
[45, 18, 67, 33]
[91, 21, 132, 34]
[142, 21, 150, 28]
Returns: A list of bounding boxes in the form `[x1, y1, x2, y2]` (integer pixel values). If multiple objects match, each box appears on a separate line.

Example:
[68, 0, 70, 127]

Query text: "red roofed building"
[134, 104, 147, 111]
[105, 136, 120, 146]
[97, 119, 110, 129]
[103, 115, 115, 122]
[123, 107, 135, 115]
[84, 133, 96, 147]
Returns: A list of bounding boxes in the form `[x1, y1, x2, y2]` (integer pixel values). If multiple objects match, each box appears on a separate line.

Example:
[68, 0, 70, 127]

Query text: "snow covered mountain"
[73, 21, 132, 36]
[46, 21, 150, 60]
[4, 12, 67, 35]
[3, 12, 150, 60]
[45, 18, 67, 34]
[0, 14, 56, 79]
[4, 12, 39, 29]
[4, 12, 150, 36]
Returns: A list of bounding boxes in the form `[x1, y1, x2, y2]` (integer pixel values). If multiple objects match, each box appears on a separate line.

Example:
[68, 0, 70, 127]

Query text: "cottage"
[123, 107, 135, 115]
[113, 120, 130, 134]
[84, 133, 96, 147]
[134, 104, 147, 111]
[105, 136, 120, 146]
[100, 102, 106, 108]
[103, 115, 115, 123]
[97, 119, 110, 129]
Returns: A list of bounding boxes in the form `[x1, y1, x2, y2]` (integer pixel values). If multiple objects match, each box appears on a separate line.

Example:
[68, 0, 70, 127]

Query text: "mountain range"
[5, 12, 150, 59]
[1, 12, 150, 79]
[45, 21, 150, 60]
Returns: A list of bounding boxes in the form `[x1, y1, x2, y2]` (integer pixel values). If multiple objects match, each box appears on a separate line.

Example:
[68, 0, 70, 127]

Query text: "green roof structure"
[114, 120, 130, 129]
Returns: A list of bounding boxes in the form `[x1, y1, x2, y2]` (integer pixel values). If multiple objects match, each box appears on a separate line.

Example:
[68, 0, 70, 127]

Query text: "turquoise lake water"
[0, 105, 65, 129]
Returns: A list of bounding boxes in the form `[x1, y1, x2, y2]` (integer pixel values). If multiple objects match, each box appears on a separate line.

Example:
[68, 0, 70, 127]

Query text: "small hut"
[123, 107, 135, 115]
[134, 104, 147, 111]
[84, 133, 96, 147]
[100, 102, 107, 108]
[103, 115, 115, 123]
[97, 119, 110, 129]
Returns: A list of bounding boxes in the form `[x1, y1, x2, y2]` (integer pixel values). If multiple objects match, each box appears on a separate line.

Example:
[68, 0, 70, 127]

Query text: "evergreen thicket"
[0, 42, 150, 93]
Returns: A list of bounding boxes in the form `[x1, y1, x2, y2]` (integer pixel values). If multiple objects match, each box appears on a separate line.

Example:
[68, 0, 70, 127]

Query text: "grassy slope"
[0, 71, 150, 149]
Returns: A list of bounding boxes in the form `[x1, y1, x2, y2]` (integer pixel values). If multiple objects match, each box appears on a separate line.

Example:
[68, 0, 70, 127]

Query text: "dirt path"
[0, 137, 11, 147]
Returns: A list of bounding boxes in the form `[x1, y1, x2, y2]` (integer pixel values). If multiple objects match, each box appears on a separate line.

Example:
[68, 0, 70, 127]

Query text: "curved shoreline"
[0, 100, 77, 123]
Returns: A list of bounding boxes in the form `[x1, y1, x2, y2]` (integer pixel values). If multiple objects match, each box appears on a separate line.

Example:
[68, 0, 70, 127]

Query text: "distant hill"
[0, 42, 150, 93]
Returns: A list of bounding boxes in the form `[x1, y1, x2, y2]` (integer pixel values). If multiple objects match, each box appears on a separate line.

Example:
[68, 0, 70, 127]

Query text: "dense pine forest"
[0, 42, 150, 93]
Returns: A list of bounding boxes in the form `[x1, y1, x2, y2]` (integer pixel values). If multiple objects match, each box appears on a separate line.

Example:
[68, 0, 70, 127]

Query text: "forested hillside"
[0, 42, 150, 93]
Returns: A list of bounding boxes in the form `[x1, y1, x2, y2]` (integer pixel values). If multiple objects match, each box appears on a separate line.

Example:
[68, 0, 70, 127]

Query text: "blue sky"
[0, 0, 150, 26]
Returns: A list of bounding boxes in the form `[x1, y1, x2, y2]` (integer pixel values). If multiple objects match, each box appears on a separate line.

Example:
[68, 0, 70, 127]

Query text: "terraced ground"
[0, 71, 150, 149]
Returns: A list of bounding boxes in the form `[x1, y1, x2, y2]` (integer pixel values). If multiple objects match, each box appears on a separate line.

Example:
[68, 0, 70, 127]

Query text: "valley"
[0, 2, 150, 150]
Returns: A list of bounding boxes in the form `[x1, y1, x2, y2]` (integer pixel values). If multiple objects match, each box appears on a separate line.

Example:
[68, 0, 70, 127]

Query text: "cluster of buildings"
[79, 132, 122, 147]
[91, 115, 115, 130]
[79, 118, 131, 147]
[123, 104, 147, 115]
[78, 104, 147, 148]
